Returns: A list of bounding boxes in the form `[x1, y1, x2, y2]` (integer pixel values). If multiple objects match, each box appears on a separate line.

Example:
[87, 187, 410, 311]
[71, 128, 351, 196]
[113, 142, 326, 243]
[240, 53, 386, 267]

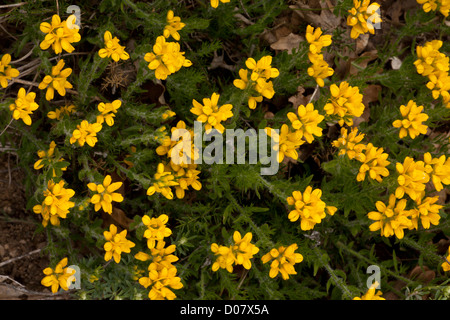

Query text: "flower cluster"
[265, 124, 305, 163]
[417, 0, 450, 17]
[0, 53, 19, 88]
[98, 31, 130, 62]
[261, 244, 303, 280]
[424, 152, 450, 191]
[103, 224, 136, 263]
[356, 143, 391, 183]
[33, 179, 75, 227]
[346, 0, 382, 39]
[41, 257, 76, 293]
[332, 127, 366, 160]
[353, 282, 385, 300]
[9, 87, 39, 125]
[144, 35, 192, 80]
[395, 156, 429, 201]
[163, 10, 185, 41]
[211, 231, 260, 272]
[69, 120, 102, 147]
[287, 103, 324, 144]
[233, 56, 279, 109]
[39, 14, 81, 54]
[33, 141, 68, 176]
[392, 100, 429, 139]
[136, 215, 183, 300]
[47, 104, 76, 120]
[324, 81, 365, 126]
[306, 25, 333, 87]
[414, 40, 450, 108]
[38, 59, 73, 101]
[88, 175, 124, 214]
[190, 92, 233, 133]
[286, 186, 337, 231]
[96, 99, 122, 126]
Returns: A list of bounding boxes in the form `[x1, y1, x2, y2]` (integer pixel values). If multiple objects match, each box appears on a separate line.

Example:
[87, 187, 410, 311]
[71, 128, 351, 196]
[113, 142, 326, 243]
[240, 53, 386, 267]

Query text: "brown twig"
[0, 249, 41, 268]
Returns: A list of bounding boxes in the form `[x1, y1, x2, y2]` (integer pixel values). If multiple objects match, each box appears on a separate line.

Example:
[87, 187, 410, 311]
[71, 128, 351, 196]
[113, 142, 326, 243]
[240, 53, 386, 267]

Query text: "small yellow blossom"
[69, 120, 103, 147]
[442, 246, 450, 272]
[211, 231, 259, 272]
[368, 194, 413, 239]
[353, 282, 385, 300]
[286, 186, 336, 231]
[103, 224, 135, 263]
[163, 10, 185, 41]
[33, 141, 68, 177]
[144, 36, 192, 80]
[307, 53, 334, 87]
[96, 100, 122, 126]
[395, 157, 429, 201]
[0, 53, 19, 88]
[324, 81, 365, 126]
[141, 214, 173, 249]
[287, 103, 324, 144]
[33, 179, 75, 227]
[265, 124, 305, 163]
[87, 175, 123, 214]
[9, 87, 39, 126]
[38, 59, 73, 101]
[47, 104, 76, 120]
[305, 25, 332, 55]
[424, 153, 450, 191]
[138, 265, 183, 300]
[210, 0, 230, 8]
[171, 164, 202, 199]
[40, 14, 81, 54]
[261, 244, 303, 280]
[410, 195, 443, 230]
[417, 0, 450, 17]
[41, 258, 76, 293]
[98, 31, 130, 62]
[392, 100, 429, 139]
[355, 143, 390, 183]
[332, 127, 366, 160]
[245, 56, 280, 82]
[162, 110, 176, 120]
[347, 0, 382, 39]
[147, 163, 179, 200]
[233, 68, 264, 109]
[191, 92, 233, 133]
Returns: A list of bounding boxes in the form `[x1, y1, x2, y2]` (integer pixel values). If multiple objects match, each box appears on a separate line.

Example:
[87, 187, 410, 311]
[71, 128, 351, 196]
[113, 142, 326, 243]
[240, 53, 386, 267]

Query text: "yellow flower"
[191, 92, 233, 133]
[347, 0, 382, 39]
[353, 282, 385, 300]
[210, 0, 230, 8]
[410, 195, 443, 230]
[40, 14, 81, 54]
[47, 104, 76, 120]
[32, 179, 75, 227]
[211, 231, 259, 272]
[98, 31, 129, 62]
[261, 244, 303, 280]
[332, 127, 366, 160]
[172, 165, 202, 199]
[414, 40, 449, 78]
[144, 36, 192, 80]
[103, 224, 135, 263]
[305, 25, 332, 55]
[395, 156, 429, 200]
[88, 175, 123, 214]
[0, 53, 19, 88]
[417, 0, 450, 16]
[96, 100, 122, 126]
[324, 82, 365, 126]
[368, 194, 413, 239]
[245, 56, 279, 82]
[162, 110, 176, 120]
[287, 103, 324, 144]
[9, 87, 39, 126]
[442, 246, 450, 271]
[233, 68, 263, 109]
[69, 120, 103, 147]
[141, 214, 173, 249]
[147, 163, 179, 200]
[41, 258, 76, 293]
[163, 10, 185, 41]
[424, 152, 450, 191]
[33, 141, 68, 177]
[38, 59, 73, 101]
[355, 143, 390, 183]
[135, 240, 179, 271]
[307, 53, 334, 87]
[138, 266, 183, 300]
[286, 186, 335, 231]
[392, 100, 429, 139]
[265, 124, 305, 163]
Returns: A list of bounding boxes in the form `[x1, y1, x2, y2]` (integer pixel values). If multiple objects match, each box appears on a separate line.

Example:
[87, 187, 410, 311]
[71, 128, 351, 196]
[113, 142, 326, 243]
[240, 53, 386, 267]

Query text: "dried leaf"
[270, 33, 304, 54]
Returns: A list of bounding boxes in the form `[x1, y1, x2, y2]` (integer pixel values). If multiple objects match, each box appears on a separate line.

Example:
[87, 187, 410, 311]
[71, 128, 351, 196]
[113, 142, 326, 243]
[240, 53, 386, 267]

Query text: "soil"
[0, 154, 50, 298]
